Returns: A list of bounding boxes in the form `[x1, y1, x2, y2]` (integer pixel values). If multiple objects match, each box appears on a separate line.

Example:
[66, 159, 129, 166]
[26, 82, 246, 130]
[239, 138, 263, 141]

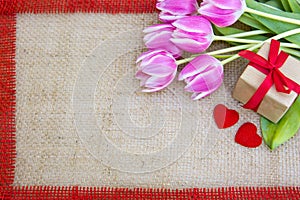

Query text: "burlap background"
[14, 13, 300, 188]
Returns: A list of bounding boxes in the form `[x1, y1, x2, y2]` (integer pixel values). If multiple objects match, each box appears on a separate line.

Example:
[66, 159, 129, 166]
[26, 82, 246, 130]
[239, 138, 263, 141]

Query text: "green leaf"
[246, 0, 300, 45]
[212, 26, 222, 36]
[213, 26, 244, 36]
[213, 25, 268, 46]
[281, 47, 300, 60]
[214, 24, 270, 39]
[266, 0, 284, 10]
[245, 35, 268, 41]
[288, 0, 300, 13]
[212, 26, 245, 45]
[261, 96, 300, 150]
[281, 0, 292, 11]
[239, 14, 271, 32]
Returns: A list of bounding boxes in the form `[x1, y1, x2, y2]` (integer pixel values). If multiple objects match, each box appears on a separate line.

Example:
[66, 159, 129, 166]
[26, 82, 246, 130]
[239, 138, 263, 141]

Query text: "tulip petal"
[136, 50, 163, 63]
[172, 16, 213, 34]
[172, 29, 211, 41]
[178, 54, 223, 100]
[136, 50, 177, 93]
[191, 91, 212, 100]
[203, 0, 245, 10]
[171, 16, 213, 53]
[143, 72, 176, 92]
[140, 53, 176, 72]
[143, 24, 174, 34]
[198, 0, 245, 27]
[159, 12, 187, 23]
[144, 31, 182, 58]
[144, 31, 172, 46]
[184, 67, 223, 92]
[170, 38, 211, 53]
[189, 77, 223, 100]
[135, 70, 151, 87]
[178, 55, 222, 80]
[200, 4, 242, 27]
[142, 63, 176, 77]
[200, 4, 238, 15]
[156, 0, 197, 15]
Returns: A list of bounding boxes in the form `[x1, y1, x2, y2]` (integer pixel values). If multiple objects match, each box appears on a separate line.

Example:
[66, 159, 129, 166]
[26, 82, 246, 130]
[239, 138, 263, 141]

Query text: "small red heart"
[213, 104, 239, 129]
[235, 122, 262, 148]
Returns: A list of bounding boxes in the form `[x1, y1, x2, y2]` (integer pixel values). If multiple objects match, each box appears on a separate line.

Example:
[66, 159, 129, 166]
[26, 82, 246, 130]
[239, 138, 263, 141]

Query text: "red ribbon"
[238, 39, 300, 111]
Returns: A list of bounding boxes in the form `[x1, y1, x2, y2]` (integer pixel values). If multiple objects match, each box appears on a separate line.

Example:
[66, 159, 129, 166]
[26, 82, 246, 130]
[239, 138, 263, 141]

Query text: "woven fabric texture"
[13, 13, 300, 188]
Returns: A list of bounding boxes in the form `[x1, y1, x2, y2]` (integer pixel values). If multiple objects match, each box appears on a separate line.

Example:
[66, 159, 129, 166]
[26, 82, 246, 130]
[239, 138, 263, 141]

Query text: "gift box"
[233, 40, 300, 123]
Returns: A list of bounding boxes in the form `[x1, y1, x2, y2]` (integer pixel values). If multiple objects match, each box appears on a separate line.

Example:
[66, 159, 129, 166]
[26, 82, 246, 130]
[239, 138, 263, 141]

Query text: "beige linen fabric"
[14, 13, 300, 187]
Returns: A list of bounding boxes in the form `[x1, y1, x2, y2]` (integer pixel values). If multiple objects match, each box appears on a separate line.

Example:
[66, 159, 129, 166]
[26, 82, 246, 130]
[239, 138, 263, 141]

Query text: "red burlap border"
[0, 186, 299, 199]
[0, 0, 157, 14]
[0, 0, 299, 199]
[0, 13, 17, 199]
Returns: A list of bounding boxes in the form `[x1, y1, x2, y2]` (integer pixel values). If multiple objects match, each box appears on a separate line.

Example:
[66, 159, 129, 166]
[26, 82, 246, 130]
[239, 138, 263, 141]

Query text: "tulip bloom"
[143, 24, 182, 58]
[171, 16, 214, 53]
[178, 54, 223, 100]
[156, 0, 198, 22]
[136, 50, 177, 92]
[198, 0, 246, 27]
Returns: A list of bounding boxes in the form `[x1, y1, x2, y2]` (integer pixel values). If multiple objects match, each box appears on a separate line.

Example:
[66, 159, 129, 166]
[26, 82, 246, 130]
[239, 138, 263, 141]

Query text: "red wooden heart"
[213, 104, 239, 129]
[235, 122, 262, 148]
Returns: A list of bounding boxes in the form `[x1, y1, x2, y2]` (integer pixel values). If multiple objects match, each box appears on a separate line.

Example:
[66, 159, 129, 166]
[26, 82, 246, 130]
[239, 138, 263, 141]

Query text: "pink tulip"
[178, 54, 223, 100]
[198, 0, 246, 27]
[143, 24, 182, 58]
[171, 16, 214, 53]
[136, 50, 177, 92]
[156, 0, 198, 22]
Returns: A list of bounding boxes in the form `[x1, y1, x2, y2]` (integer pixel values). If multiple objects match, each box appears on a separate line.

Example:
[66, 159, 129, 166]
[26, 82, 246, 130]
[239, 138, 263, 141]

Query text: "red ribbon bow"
[238, 39, 300, 111]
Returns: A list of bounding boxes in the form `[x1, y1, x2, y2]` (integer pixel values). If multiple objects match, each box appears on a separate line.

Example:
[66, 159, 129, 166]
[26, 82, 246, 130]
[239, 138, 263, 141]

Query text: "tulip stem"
[207, 44, 252, 55]
[227, 30, 268, 38]
[220, 55, 240, 66]
[221, 28, 300, 65]
[213, 54, 235, 59]
[215, 30, 267, 39]
[176, 56, 197, 65]
[244, 7, 300, 26]
[214, 36, 300, 49]
[214, 36, 259, 44]
[176, 44, 253, 65]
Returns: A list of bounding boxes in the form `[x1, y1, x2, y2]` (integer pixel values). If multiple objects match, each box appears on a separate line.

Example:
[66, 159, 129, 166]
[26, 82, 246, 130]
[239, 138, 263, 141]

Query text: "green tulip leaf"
[288, 0, 300, 13]
[245, 35, 268, 41]
[214, 25, 269, 41]
[239, 13, 271, 32]
[212, 26, 245, 45]
[213, 26, 244, 36]
[261, 95, 300, 150]
[281, 47, 300, 60]
[246, 0, 300, 45]
[281, 0, 292, 11]
[266, 0, 284, 10]
[213, 26, 267, 46]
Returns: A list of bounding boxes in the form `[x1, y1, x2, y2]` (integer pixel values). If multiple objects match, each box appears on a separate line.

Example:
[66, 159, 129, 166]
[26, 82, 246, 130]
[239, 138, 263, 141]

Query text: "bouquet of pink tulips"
[136, 0, 300, 100]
